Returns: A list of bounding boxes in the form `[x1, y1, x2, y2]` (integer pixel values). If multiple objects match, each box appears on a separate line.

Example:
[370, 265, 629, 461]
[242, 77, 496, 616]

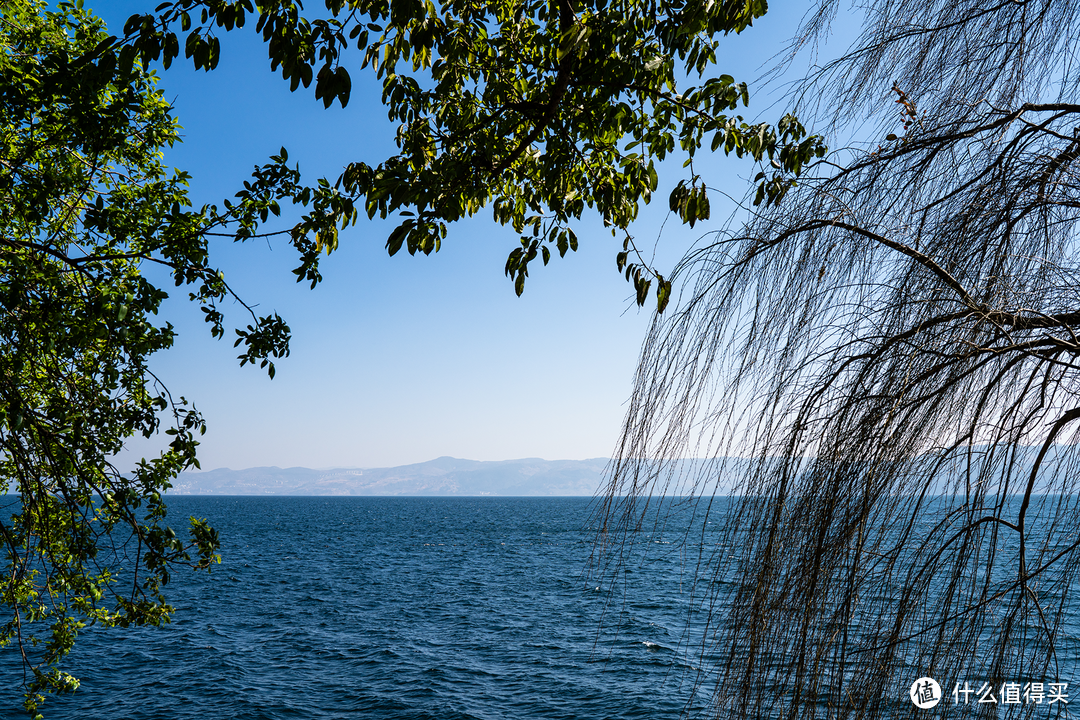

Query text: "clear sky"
[93, 0, 825, 471]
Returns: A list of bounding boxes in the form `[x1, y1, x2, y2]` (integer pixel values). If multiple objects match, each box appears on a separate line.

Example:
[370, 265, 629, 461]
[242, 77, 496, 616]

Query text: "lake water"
[5, 496, 1078, 719]
[2, 497, 712, 719]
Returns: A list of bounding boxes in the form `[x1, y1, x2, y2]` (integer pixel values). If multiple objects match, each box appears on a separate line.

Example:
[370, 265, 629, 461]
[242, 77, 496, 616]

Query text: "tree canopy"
[0, 1, 343, 714]
[125, 0, 824, 309]
[599, 0, 1080, 717]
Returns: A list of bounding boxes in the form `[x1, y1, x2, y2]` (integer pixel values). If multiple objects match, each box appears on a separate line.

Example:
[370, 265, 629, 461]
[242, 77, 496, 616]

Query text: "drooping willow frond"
[596, 2, 1080, 718]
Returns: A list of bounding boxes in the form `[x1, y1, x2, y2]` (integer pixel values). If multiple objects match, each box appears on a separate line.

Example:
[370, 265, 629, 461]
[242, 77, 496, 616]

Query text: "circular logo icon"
[910, 677, 942, 709]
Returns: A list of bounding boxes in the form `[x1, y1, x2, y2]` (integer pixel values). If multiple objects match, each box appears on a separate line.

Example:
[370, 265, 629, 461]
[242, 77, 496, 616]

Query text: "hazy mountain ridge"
[169, 456, 611, 496]
[166, 445, 1080, 497]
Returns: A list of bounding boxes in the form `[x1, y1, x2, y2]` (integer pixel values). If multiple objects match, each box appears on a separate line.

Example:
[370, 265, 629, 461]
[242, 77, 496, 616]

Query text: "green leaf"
[656, 278, 671, 313]
[386, 222, 411, 255]
[635, 276, 651, 306]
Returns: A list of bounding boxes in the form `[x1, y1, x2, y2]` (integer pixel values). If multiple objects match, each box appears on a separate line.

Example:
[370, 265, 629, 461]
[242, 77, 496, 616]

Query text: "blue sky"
[94, 1, 826, 471]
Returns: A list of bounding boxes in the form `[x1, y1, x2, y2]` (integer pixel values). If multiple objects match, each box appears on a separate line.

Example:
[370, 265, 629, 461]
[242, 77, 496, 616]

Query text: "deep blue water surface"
[5, 497, 708, 719]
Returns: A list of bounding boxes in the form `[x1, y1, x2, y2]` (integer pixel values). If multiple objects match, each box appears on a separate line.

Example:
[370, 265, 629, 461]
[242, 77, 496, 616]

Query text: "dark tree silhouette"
[597, 1, 1080, 718]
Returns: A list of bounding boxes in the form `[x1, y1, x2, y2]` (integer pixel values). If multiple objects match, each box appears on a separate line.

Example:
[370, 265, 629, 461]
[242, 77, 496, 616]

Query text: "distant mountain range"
[166, 445, 1080, 497]
[168, 456, 612, 496]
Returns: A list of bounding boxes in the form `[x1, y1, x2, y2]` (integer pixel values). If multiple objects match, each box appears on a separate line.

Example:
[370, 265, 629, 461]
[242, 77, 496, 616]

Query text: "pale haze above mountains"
[169, 457, 611, 496]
